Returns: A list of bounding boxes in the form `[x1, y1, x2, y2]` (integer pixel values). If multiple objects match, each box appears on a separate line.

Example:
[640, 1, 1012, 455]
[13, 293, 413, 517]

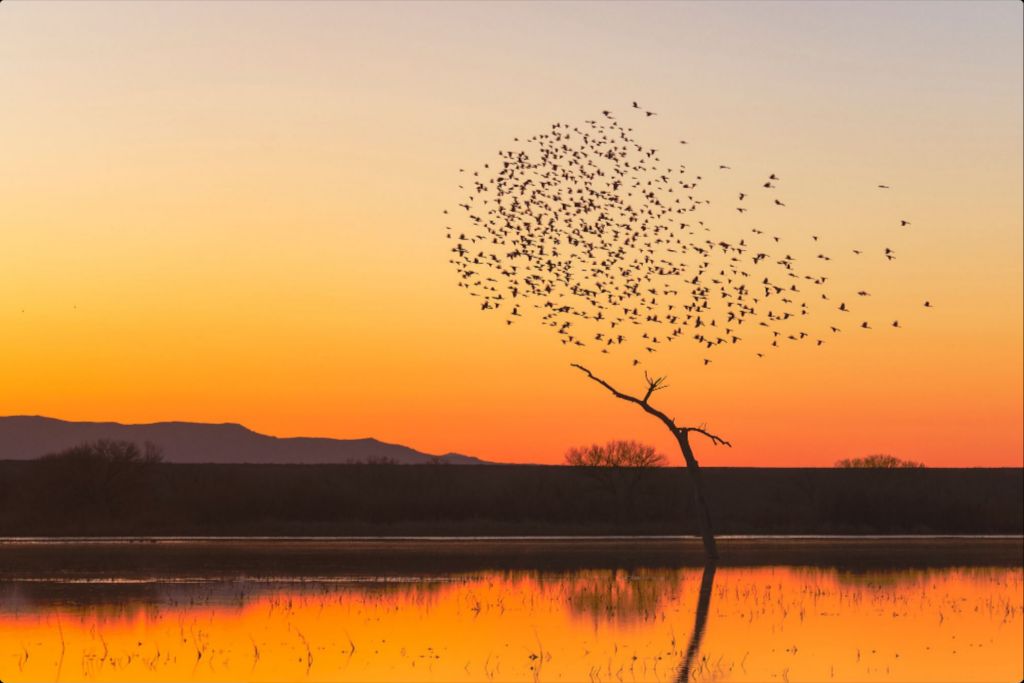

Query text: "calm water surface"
[0, 541, 1020, 682]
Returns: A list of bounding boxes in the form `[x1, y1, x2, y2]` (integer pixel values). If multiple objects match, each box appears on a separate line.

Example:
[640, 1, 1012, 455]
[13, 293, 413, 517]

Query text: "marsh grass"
[0, 566, 1020, 682]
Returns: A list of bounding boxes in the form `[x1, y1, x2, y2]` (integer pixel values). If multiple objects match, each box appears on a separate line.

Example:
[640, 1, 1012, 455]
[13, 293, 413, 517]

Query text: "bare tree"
[571, 366, 728, 559]
[448, 106, 915, 561]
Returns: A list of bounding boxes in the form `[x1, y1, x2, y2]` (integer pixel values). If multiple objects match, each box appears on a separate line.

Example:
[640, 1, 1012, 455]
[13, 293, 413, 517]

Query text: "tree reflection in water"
[675, 562, 717, 682]
[1, 563, 1021, 682]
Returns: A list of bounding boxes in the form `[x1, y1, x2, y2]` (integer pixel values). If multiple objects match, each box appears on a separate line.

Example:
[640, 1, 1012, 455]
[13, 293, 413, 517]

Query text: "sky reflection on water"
[0, 565, 1020, 682]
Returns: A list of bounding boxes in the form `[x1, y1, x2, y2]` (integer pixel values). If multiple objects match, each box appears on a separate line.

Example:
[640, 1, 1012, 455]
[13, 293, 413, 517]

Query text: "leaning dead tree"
[572, 365, 727, 559]
[447, 105, 914, 560]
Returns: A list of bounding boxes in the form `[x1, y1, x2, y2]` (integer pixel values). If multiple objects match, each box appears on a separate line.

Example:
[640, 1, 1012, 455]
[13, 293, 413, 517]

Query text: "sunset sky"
[1, 1, 1021, 466]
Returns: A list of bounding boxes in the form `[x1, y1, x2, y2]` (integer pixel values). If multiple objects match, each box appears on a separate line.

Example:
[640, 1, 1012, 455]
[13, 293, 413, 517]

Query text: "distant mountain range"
[0, 416, 488, 465]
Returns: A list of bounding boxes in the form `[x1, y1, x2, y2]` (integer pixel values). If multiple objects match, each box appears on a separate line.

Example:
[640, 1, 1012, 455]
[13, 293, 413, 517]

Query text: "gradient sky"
[0, 1, 1021, 466]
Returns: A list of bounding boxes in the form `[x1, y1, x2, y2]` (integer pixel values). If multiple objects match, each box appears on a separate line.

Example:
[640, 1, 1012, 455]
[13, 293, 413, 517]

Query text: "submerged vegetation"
[0, 565, 1020, 683]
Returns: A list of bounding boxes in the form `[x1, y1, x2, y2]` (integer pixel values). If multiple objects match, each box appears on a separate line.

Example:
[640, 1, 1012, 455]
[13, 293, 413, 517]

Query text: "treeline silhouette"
[1, 451, 1019, 536]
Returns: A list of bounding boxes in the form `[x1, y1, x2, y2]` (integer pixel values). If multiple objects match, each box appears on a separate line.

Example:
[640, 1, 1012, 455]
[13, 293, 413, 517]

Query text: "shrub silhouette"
[36, 440, 164, 522]
[565, 440, 668, 468]
[565, 440, 667, 520]
[835, 454, 924, 468]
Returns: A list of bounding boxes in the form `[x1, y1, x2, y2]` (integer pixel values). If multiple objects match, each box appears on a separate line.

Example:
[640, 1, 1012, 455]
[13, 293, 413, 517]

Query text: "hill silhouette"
[0, 416, 486, 465]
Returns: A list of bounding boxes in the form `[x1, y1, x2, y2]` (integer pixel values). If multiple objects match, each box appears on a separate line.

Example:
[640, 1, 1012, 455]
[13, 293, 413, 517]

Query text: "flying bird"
[448, 105, 913, 364]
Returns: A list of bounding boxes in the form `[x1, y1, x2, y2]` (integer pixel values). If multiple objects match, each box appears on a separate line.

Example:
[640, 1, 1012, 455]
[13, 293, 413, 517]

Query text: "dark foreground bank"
[0, 537, 1020, 579]
[1, 462, 1020, 536]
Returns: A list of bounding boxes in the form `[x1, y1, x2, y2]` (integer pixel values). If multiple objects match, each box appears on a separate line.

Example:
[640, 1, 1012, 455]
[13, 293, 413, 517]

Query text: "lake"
[0, 538, 1020, 682]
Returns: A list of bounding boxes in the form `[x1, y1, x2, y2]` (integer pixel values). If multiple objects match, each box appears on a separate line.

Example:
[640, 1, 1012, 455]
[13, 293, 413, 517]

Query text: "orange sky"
[0, 1, 1021, 466]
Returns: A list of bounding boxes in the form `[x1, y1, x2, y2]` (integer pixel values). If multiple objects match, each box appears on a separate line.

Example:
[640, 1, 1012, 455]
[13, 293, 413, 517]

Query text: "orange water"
[1, 567, 1020, 682]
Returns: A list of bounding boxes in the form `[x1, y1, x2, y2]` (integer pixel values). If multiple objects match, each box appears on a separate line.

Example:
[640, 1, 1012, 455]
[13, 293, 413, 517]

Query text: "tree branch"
[571, 364, 732, 449]
[642, 371, 669, 403]
[683, 426, 732, 448]
[572, 364, 638, 403]
[572, 363, 678, 432]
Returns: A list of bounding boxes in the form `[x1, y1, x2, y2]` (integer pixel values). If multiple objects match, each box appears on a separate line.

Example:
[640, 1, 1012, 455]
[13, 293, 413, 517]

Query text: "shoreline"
[1, 536, 1019, 579]
[2, 533, 1023, 543]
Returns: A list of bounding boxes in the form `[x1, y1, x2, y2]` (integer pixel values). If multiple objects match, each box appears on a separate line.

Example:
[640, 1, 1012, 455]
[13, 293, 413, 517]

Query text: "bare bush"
[40, 439, 164, 466]
[565, 440, 667, 468]
[564, 440, 667, 522]
[36, 440, 164, 521]
[835, 454, 924, 468]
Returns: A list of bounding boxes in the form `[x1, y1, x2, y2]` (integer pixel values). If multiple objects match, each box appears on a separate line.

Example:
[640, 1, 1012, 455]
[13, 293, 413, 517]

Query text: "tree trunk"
[675, 431, 718, 561]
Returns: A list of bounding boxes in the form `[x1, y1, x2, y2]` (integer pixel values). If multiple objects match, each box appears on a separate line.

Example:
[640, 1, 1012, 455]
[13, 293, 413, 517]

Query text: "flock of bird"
[446, 104, 929, 365]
